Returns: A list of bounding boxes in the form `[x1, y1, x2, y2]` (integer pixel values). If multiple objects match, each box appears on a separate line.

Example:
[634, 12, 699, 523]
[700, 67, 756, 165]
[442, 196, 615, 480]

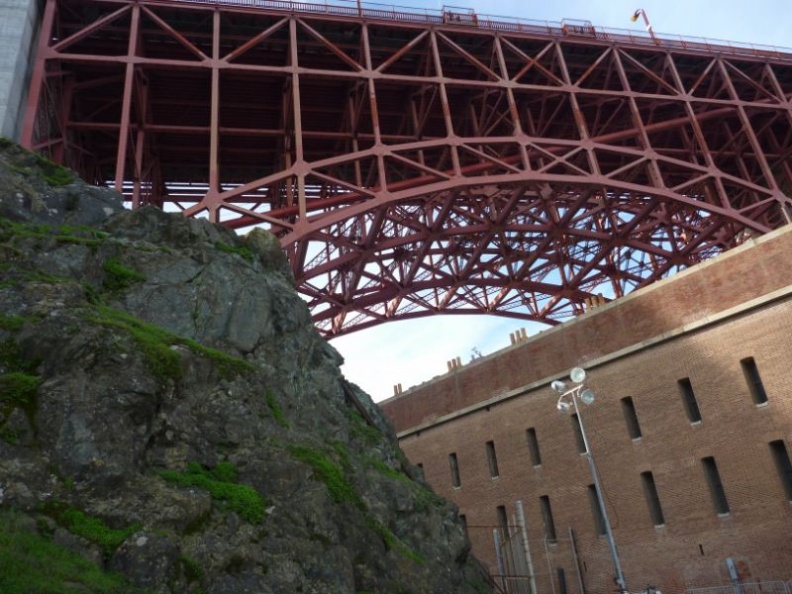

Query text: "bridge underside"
[22, 0, 792, 336]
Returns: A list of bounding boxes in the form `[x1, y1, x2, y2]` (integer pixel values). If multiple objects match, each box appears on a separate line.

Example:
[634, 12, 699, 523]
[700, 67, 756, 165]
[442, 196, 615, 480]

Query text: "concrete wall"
[0, 0, 40, 141]
[381, 226, 792, 592]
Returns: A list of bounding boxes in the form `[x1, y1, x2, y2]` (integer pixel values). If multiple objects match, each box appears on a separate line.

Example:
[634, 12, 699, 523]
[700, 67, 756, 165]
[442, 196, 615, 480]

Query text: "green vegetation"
[0, 426, 23, 445]
[214, 242, 254, 263]
[180, 556, 203, 581]
[0, 511, 143, 593]
[58, 508, 140, 555]
[35, 154, 75, 187]
[89, 306, 182, 381]
[102, 257, 146, 291]
[159, 462, 265, 524]
[288, 444, 362, 507]
[0, 372, 41, 405]
[349, 410, 382, 445]
[265, 391, 289, 428]
[88, 306, 253, 382]
[0, 315, 26, 332]
[0, 218, 107, 248]
[365, 516, 425, 564]
[0, 334, 41, 417]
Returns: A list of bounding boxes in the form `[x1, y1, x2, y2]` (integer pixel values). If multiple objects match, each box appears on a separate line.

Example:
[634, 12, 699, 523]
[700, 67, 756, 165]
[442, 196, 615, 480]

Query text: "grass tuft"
[102, 257, 146, 291]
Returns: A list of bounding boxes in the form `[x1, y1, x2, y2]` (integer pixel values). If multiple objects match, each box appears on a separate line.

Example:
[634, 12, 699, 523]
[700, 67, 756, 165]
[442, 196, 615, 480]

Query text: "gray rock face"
[0, 142, 492, 594]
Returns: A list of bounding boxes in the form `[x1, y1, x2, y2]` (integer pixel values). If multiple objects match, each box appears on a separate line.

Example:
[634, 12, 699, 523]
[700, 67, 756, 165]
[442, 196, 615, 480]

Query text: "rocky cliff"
[0, 140, 491, 594]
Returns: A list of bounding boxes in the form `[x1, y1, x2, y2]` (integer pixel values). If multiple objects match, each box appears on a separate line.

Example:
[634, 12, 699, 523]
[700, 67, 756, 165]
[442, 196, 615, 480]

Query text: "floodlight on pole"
[552, 368, 628, 594]
[630, 8, 657, 42]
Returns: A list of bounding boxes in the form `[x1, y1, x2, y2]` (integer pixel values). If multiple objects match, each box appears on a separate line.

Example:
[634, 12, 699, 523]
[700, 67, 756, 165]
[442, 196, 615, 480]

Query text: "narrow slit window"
[526, 428, 542, 466]
[557, 568, 568, 594]
[701, 456, 730, 514]
[587, 484, 606, 535]
[540, 495, 557, 542]
[741, 357, 768, 404]
[459, 514, 469, 539]
[571, 414, 586, 453]
[496, 505, 508, 534]
[641, 471, 665, 526]
[678, 378, 702, 423]
[769, 440, 792, 500]
[621, 396, 642, 439]
[449, 453, 461, 488]
[486, 440, 500, 478]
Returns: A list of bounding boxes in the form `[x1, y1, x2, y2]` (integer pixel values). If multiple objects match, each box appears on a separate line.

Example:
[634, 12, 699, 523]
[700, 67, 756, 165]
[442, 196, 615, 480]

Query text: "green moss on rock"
[0, 511, 143, 593]
[102, 257, 146, 291]
[0, 372, 41, 405]
[288, 444, 362, 507]
[88, 306, 253, 382]
[159, 462, 265, 524]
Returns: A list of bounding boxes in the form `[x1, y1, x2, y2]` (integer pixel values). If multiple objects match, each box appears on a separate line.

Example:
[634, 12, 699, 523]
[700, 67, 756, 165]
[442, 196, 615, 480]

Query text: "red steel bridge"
[21, 0, 792, 336]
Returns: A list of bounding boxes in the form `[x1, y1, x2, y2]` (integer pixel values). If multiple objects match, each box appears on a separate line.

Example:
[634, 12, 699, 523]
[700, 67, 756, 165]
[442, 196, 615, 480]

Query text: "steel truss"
[22, 0, 792, 336]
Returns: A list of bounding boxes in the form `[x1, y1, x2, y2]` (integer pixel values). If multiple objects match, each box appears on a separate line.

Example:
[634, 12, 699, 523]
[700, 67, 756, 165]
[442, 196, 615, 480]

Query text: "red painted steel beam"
[21, 0, 792, 336]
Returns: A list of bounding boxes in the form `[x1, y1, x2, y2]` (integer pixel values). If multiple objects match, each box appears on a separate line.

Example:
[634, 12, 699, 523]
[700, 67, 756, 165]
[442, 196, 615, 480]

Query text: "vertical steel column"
[430, 31, 461, 176]
[21, 0, 57, 148]
[54, 77, 74, 165]
[553, 41, 597, 175]
[361, 24, 386, 192]
[115, 4, 140, 192]
[717, 60, 785, 205]
[209, 9, 221, 198]
[494, 36, 530, 170]
[131, 78, 148, 209]
[289, 18, 306, 220]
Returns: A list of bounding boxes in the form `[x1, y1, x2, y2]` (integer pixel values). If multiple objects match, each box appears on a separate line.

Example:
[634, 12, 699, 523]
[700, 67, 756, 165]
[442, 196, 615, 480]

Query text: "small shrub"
[159, 462, 265, 524]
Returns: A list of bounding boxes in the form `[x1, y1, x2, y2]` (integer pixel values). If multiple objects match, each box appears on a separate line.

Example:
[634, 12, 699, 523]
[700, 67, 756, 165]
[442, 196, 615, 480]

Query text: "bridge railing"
[153, 0, 792, 62]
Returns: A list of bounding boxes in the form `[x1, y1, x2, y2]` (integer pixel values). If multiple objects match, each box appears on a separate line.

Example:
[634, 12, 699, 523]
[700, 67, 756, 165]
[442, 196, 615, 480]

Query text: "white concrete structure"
[0, 0, 40, 140]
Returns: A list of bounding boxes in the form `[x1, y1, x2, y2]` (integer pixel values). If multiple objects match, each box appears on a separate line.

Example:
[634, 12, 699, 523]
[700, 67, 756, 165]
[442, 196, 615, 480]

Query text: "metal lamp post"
[552, 367, 628, 594]
[630, 8, 657, 43]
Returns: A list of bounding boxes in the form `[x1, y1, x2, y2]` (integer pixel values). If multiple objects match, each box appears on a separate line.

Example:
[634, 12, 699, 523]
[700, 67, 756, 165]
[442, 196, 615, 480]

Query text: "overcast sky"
[329, 0, 792, 402]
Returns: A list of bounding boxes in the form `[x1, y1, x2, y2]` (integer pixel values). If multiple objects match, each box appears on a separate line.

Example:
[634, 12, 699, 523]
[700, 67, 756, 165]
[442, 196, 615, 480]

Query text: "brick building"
[379, 225, 792, 594]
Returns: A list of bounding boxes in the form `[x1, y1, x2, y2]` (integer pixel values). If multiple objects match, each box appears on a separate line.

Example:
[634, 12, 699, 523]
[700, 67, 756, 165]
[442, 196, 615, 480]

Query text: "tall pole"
[631, 8, 657, 44]
[571, 391, 628, 594]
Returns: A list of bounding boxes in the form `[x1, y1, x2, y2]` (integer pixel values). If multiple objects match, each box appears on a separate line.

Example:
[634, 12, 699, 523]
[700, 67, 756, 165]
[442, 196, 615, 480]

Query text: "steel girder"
[22, 0, 792, 336]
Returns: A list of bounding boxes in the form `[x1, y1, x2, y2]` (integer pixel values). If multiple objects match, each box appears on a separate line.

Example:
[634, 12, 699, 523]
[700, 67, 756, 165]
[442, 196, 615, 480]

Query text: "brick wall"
[381, 226, 792, 592]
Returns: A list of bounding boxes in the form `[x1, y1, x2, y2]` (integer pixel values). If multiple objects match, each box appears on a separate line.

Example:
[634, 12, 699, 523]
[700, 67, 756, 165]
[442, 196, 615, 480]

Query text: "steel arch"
[22, 0, 792, 336]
